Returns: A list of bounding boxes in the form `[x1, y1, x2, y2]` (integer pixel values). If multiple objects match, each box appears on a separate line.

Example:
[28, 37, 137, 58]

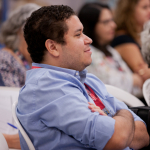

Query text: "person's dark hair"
[24, 5, 75, 63]
[78, 2, 112, 56]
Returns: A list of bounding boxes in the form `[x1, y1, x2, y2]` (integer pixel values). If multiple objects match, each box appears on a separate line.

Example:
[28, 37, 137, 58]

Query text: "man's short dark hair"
[24, 5, 75, 63]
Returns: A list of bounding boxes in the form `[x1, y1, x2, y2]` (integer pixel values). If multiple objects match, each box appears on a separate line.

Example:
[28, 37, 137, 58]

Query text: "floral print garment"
[0, 49, 26, 87]
[87, 45, 142, 97]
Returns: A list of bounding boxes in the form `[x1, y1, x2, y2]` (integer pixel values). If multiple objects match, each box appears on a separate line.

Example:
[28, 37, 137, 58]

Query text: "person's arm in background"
[115, 43, 150, 81]
[133, 73, 143, 88]
[3, 133, 21, 149]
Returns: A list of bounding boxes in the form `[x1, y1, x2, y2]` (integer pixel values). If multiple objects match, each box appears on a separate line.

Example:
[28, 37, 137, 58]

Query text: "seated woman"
[141, 21, 150, 67]
[141, 21, 150, 106]
[0, 3, 40, 149]
[0, 3, 40, 87]
[78, 2, 143, 97]
[111, 0, 150, 81]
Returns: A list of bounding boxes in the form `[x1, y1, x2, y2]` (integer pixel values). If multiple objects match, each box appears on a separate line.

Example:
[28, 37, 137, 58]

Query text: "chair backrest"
[0, 86, 20, 101]
[105, 84, 145, 107]
[0, 86, 20, 134]
[12, 101, 35, 150]
[0, 132, 9, 150]
[143, 79, 150, 106]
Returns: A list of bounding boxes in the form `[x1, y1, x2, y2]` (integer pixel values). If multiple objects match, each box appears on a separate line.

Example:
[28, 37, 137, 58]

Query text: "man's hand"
[88, 102, 107, 116]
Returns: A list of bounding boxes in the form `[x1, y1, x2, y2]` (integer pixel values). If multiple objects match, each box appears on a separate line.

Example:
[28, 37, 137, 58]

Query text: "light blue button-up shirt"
[17, 63, 143, 150]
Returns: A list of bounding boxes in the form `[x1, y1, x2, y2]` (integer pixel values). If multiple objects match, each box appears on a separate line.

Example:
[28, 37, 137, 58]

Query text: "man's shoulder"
[25, 68, 47, 85]
[86, 73, 104, 84]
[86, 73, 108, 96]
[25, 67, 83, 87]
[25, 68, 108, 96]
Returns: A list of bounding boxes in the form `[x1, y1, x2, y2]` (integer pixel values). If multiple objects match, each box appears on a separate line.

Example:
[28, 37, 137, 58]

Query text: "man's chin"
[85, 61, 92, 68]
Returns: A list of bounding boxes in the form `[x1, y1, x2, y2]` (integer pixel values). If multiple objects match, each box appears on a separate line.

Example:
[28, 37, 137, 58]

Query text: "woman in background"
[0, 3, 40, 149]
[111, 0, 150, 81]
[0, 3, 40, 87]
[141, 21, 150, 66]
[78, 2, 143, 97]
[141, 21, 150, 106]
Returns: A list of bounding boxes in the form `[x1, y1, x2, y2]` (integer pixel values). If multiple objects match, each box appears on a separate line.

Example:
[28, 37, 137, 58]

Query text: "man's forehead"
[65, 15, 83, 32]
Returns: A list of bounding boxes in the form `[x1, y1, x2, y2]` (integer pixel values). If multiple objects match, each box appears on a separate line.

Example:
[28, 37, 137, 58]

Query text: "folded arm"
[91, 93, 150, 150]
[129, 121, 149, 149]
[88, 104, 135, 149]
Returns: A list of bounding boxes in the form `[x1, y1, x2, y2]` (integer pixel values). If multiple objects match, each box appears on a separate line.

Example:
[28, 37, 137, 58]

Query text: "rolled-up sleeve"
[92, 116, 115, 149]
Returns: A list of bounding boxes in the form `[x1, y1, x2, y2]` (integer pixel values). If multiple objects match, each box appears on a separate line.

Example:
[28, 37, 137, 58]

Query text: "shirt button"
[76, 72, 78, 76]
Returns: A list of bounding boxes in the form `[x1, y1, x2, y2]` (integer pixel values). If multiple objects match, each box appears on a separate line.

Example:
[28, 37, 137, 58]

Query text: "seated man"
[17, 5, 149, 150]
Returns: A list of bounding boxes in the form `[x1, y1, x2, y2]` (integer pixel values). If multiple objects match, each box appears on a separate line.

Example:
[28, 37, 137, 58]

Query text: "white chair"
[143, 79, 150, 106]
[0, 132, 9, 150]
[12, 101, 35, 150]
[0, 86, 20, 135]
[105, 84, 145, 107]
[0, 86, 20, 100]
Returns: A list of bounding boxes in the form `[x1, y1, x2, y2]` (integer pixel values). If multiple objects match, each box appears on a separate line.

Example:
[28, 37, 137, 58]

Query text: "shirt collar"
[32, 63, 87, 84]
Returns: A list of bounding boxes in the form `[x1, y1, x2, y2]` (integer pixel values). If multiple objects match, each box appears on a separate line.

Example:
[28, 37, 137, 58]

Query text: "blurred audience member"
[141, 21, 150, 66]
[141, 21, 150, 106]
[111, 0, 150, 82]
[9, 0, 49, 14]
[0, 3, 40, 87]
[78, 2, 143, 97]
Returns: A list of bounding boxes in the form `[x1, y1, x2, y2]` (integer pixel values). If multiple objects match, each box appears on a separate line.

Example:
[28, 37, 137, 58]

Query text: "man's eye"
[76, 34, 81, 36]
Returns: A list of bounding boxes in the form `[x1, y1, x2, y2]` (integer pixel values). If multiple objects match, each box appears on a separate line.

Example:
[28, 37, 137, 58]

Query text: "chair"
[143, 79, 150, 106]
[0, 132, 9, 150]
[12, 101, 35, 150]
[105, 84, 145, 107]
[0, 86, 20, 100]
[0, 86, 20, 135]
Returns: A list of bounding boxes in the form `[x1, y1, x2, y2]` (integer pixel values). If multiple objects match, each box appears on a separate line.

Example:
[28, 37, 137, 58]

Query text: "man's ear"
[45, 39, 60, 57]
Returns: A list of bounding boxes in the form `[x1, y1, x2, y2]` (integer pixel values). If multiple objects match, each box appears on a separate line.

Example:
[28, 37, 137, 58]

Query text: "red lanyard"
[31, 66, 41, 69]
[84, 83, 105, 110]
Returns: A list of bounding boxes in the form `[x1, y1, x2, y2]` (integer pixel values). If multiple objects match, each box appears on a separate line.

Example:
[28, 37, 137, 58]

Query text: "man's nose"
[84, 35, 92, 45]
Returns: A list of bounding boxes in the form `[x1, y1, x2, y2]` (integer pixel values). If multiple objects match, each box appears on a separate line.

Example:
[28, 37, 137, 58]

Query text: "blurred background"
[1, 1, 150, 148]
[0, 0, 118, 26]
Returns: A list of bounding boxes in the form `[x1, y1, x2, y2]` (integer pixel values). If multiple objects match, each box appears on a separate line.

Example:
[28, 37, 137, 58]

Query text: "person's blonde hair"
[114, 0, 140, 40]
